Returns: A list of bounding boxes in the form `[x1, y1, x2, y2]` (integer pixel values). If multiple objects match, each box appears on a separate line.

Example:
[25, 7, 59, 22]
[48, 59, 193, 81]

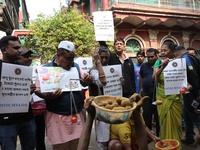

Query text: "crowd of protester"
[0, 35, 200, 150]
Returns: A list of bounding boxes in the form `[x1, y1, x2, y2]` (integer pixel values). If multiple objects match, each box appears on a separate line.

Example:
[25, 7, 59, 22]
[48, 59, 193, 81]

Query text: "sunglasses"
[22, 54, 32, 58]
[100, 56, 109, 59]
[12, 46, 21, 50]
[63, 56, 74, 61]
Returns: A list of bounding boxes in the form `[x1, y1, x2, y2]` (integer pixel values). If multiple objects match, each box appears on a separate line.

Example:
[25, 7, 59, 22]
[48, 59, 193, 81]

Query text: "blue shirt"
[139, 62, 153, 93]
[134, 63, 141, 93]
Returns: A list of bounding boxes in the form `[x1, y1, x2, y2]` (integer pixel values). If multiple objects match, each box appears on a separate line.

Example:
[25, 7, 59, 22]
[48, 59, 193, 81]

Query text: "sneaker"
[181, 139, 197, 147]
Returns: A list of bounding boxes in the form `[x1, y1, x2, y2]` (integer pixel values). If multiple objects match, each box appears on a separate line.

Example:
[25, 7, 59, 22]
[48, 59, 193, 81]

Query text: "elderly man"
[35, 40, 91, 150]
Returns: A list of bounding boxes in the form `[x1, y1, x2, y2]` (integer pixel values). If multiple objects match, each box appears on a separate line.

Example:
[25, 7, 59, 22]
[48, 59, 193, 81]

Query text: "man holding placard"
[35, 40, 91, 150]
[0, 36, 36, 150]
[109, 38, 136, 98]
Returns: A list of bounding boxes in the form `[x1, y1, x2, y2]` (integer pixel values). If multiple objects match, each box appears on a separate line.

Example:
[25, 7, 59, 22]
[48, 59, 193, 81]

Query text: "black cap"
[20, 48, 33, 55]
[174, 46, 185, 52]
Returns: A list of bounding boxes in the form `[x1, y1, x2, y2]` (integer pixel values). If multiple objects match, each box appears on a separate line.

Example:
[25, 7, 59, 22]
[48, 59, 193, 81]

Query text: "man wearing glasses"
[35, 40, 91, 150]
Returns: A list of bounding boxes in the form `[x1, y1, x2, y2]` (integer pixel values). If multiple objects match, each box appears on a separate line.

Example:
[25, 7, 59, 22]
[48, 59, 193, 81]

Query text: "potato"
[129, 93, 142, 103]
[155, 100, 163, 105]
[116, 97, 127, 105]
[125, 106, 132, 110]
[105, 104, 113, 109]
[107, 100, 113, 105]
[121, 100, 132, 107]
[112, 107, 126, 110]
[112, 102, 119, 107]
[116, 98, 122, 105]
[97, 101, 108, 107]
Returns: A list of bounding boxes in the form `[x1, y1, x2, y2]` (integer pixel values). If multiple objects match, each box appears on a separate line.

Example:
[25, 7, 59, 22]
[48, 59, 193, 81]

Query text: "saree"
[154, 60, 182, 149]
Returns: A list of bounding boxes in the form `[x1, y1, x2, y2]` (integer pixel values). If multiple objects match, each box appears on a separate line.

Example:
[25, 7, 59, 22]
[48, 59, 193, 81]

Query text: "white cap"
[58, 41, 75, 52]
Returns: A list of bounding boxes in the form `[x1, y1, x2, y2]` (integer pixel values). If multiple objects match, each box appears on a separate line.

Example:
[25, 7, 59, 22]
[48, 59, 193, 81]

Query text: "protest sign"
[0, 63, 32, 113]
[163, 58, 187, 95]
[37, 66, 82, 93]
[93, 11, 114, 41]
[74, 57, 93, 73]
[103, 65, 123, 96]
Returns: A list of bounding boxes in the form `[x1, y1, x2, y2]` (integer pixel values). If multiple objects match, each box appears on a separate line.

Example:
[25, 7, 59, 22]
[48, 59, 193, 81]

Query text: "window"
[160, 0, 179, 8]
[126, 39, 141, 53]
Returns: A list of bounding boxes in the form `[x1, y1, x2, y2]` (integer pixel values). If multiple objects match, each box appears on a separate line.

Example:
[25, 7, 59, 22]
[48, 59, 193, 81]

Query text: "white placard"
[163, 58, 187, 95]
[37, 67, 82, 93]
[93, 11, 114, 41]
[103, 65, 123, 96]
[74, 57, 93, 73]
[0, 63, 32, 113]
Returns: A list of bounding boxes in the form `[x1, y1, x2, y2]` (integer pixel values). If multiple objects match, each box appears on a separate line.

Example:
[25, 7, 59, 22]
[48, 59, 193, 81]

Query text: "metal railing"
[110, 0, 200, 11]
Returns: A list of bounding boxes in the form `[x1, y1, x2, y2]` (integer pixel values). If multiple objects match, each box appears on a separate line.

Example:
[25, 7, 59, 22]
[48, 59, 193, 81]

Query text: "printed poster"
[37, 67, 82, 93]
[74, 57, 93, 73]
[93, 11, 114, 41]
[163, 58, 187, 95]
[103, 65, 123, 96]
[0, 63, 32, 113]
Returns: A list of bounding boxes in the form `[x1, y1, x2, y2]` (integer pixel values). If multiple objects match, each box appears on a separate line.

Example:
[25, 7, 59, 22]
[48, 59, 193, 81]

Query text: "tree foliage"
[24, 7, 97, 63]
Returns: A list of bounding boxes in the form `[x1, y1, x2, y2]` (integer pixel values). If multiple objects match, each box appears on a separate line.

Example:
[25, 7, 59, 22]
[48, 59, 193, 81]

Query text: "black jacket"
[108, 53, 136, 97]
[183, 52, 200, 98]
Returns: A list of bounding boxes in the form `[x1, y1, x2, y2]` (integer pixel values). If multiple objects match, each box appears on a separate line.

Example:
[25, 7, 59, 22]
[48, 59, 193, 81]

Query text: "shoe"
[181, 139, 197, 147]
[195, 136, 200, 145]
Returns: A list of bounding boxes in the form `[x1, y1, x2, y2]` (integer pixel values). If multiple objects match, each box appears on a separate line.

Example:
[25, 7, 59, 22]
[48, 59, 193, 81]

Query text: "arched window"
[126, 39, 141, 53]
[124, 35, 145, 53]
[160, 35, 179, 46]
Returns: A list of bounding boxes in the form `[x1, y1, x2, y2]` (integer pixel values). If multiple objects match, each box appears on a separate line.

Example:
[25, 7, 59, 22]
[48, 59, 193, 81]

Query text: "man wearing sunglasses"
[35, 40, 91, 150]
[17, 47, 33, 66]
[0, 36, 36, 150]
[18, 48, 46, 150]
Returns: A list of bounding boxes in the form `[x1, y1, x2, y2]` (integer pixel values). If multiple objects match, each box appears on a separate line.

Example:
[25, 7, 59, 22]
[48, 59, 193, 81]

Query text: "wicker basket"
[92, 95, 137, 124]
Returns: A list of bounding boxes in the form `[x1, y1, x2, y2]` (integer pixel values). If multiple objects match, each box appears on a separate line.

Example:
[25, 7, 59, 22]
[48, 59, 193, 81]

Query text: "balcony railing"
[110, 0, 200, 11]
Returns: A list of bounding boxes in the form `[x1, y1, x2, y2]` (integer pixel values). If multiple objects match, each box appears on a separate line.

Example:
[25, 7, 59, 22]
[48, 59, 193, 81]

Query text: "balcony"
[0, 0, 19, 34]
[108, 0, 200, 30]
[110, 0, 200, 11]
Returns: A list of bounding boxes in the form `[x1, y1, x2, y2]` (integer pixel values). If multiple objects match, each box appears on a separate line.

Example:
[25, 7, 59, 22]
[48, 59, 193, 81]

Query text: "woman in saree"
[152, 42, 182, 149]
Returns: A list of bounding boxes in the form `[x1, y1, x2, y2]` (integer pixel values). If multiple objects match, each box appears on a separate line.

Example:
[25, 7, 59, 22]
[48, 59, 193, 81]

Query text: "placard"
[163, 58, 187, 95]
[74, 57, 93, 73]
[37, 67, 82, 93]
[103, 65, 123, 96]
[93, 11, 114, 41]
[0, 63, 32, 113]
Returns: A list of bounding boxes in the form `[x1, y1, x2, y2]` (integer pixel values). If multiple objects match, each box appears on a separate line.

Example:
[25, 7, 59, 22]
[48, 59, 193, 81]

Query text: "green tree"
[24, 7, 96, 63]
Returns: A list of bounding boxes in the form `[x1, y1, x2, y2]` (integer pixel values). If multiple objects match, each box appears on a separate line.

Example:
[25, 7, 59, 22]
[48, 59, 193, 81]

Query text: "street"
[16, 126, 200, 150]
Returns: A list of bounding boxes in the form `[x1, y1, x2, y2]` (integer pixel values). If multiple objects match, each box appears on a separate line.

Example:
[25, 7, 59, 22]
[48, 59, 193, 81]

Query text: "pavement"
[16, 126, 200, 150]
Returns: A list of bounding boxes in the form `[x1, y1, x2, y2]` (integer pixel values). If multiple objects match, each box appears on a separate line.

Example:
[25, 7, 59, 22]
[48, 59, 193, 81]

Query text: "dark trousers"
[141, 91, 160, 136]
[183, 93, 200, 142]
[34, 114, 46, 150]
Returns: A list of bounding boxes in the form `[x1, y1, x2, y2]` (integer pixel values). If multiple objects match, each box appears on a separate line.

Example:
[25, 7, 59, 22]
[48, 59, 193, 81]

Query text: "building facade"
[70, 0, 200, 57]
